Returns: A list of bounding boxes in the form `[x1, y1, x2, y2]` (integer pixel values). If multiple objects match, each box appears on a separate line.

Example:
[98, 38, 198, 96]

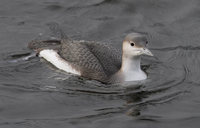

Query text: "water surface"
[1, 0, 200, 128]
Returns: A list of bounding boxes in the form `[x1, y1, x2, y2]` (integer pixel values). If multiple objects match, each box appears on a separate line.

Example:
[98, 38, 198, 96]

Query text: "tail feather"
[28, 22, 68, 54]
[28, 39, 61, 55]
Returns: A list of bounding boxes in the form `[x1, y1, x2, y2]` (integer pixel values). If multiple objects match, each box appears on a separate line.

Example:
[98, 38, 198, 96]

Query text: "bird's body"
[28, 33, 153, 84]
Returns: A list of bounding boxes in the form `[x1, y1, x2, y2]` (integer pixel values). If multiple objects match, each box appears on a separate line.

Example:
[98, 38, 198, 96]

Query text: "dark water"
[1, 0, 200, 128]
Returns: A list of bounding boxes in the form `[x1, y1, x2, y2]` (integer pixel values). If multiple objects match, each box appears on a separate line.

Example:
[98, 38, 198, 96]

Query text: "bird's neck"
[119, 55, 147, 81]
[121, 55, 141, 72]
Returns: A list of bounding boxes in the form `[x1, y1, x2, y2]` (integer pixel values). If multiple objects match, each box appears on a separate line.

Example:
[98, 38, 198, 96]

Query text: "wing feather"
[59, 39, 121, 82]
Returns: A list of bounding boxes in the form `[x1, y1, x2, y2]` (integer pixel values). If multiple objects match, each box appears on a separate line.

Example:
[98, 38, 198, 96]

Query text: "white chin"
[133, 52, 142, 56]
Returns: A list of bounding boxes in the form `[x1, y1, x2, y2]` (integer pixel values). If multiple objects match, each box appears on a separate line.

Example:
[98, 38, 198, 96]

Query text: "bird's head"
[122, 33, 153, 57]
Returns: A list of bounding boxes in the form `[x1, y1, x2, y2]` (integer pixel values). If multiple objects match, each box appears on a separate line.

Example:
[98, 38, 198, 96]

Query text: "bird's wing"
[84, 41, 121, 75]
[59, 39, 111, 82]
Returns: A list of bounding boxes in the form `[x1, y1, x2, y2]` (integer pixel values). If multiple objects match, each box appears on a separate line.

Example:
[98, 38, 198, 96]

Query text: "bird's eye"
[146, 41, 148, 44]
[130, 43, 135, 46]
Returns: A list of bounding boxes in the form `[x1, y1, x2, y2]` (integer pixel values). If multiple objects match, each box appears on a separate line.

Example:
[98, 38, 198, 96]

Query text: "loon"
[28, 33, 153, 84]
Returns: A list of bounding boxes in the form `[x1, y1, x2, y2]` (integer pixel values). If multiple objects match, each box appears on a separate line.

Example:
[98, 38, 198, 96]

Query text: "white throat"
[120, 55, 147, 81]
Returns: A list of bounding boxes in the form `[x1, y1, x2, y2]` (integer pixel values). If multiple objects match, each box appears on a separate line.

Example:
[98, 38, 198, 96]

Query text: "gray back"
[60, 39, 122, 83]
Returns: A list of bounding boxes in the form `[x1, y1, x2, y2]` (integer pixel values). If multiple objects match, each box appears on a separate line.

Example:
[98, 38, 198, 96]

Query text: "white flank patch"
[39, 49, 81, 75]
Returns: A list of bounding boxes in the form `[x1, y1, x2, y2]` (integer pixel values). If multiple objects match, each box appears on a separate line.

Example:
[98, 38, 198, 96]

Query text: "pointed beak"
[142, 48, 153, 56]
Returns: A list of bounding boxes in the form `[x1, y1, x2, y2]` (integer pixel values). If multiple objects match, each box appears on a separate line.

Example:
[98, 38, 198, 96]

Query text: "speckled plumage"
[28, 32, 153, 84]
[28, 38, 123, 83]
[59, 39, 122, 83]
